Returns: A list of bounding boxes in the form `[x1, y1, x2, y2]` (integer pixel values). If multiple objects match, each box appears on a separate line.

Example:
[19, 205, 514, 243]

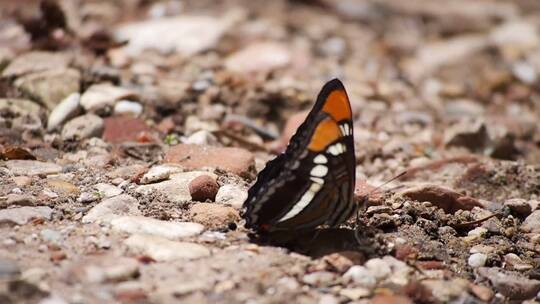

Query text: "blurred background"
[1, 0, 540, 166]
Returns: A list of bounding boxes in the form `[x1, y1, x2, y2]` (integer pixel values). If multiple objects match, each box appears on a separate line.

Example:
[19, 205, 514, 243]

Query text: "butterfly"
[242, 78, 356, 233]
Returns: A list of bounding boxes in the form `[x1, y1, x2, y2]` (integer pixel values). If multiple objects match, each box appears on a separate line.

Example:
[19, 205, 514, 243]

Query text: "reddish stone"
[50, 251, 67, 263]
[400, 184, 483, 213]
[416, 260, 445, 270]
[189, 175, 219, 202]
[0, 146, 36, 160]
[370, 294, 414, 304]
[164, 144, 255, 178]
[395, 244, 419, 261]
[354, 179, 382, 206]
[270, 110, 309, 153]
[136, 255, 156, 264]
[156, 116, 175, 134]
[103, 116, 153, 143]
[469, 284, 494, 302]
[402, 156, 479, 180]
[322, 251, 365, 273]
[115, 289, 147, 302]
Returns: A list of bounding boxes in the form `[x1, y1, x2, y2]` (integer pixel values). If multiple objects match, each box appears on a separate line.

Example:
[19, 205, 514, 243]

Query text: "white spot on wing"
[313, 154, 327, 164]
[311, 165, 328, 177]
[278, 189, 315, 222]
[328, 145, 339, 155]
[310, 177, 324, 184]
[310, 183, 321, 192]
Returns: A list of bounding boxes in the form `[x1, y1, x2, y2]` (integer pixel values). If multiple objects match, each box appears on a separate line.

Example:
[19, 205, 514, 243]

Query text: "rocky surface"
[0, 0, 540, 303]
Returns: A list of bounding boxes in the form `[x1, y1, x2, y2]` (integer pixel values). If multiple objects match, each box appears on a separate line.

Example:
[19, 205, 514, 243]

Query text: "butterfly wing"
[242, 79, 356, 232]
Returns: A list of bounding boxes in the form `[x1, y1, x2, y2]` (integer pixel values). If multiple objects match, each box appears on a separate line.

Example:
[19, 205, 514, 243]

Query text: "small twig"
[213, 130, 270, 153]
[223, 114, 279, 140]
[452, 212, 502, 229]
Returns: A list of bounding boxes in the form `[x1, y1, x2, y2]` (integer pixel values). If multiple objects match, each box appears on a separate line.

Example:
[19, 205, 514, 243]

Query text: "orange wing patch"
[308, 118, 341, 151]
[322, 90, 351, 122]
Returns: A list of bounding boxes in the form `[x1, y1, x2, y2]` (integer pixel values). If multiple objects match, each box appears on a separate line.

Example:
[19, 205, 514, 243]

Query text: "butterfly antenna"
[368, 170, 407, 196]
[354, 170, 407, 245]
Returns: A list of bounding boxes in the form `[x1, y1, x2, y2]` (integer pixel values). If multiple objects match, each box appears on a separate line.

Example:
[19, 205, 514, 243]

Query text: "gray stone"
[504, 253, 533, 271]
[505, 198, 533, 217]
[343, 265, 377, 288]
[343, 256, 411, 287]
[490, 21, 539, 55]
[0, 259, 20, 279]
[215, 184, 248, 209]
[47, 93, 81, 131]
[14, 68, 80, 110]
[110, 216, 204, 239]
[82, 194, 140, 224]
[6, 194, 36, 206]
[115, 15, 235, 56]
[61, 114, 104, 141]
[421, 279, 470, 303]
[0, 98, 42, 117]
[40, 229, 62, 244]
[521, 210, 540, 233]
[21, 267, 47, 285]
[78, 257, 139, 283]
[80, 83, 137, 112]
[94, 183, 123, 198]
[224, 42, 291, 73]
[478, 267, 540, 300]
[182, 130, 218, 146]
[139, 164, 183, 184]
[339, 288, 370, 301]
[512, 61, 537, 84]
[0, 206, 53, 225]
[467, 227, 488, 239]
[77, 192, 99, 204]
[2, 51, 70, 77]
[301, 271, 335, 286]
[6, 160, 62, 176]
[11, 113, 42, 132]
[124, 234, 210, 261]
[38, 295, 68, 304]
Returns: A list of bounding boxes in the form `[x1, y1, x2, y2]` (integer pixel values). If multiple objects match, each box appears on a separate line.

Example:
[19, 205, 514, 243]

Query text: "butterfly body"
[242, 79, 356, 233]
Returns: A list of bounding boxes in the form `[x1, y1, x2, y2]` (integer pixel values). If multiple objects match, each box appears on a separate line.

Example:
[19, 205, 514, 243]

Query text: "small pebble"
[114, 100, 143, 116]
[189, 175, 219, 202]
[6, 194, 36, 206]
[40, 229, 62, 244]
[468, 253, 488, 268]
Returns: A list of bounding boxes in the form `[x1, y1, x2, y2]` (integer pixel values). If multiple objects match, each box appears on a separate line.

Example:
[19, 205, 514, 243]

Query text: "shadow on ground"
[248, 228, 378, 259]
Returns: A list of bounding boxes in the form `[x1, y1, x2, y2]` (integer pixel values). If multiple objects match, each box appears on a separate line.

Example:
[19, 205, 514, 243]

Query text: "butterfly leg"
[353, 196, 375, 252]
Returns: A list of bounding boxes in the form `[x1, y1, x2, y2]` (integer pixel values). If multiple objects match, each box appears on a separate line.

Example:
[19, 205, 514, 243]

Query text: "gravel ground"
[1, 1, 540, 303]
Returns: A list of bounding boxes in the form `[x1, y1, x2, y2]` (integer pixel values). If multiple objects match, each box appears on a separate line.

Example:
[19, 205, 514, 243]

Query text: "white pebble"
[468, 253, 488, 268]
[114, 100, 143, 116]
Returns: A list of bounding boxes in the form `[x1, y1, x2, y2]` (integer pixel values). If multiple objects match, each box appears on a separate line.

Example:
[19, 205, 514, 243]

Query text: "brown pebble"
[189, 175, 219, 202]
[469, 284, 494, 302]
[103, 116, 152, 143]
[50, 251, 67, 263]
[395, 244, 419, 261]
[399, 184, 483, 213]
[370, 294, 414, 304]
[189, 203, 239, 229]
[12, 176, 32, 187]
[322, 251, 365, 273]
